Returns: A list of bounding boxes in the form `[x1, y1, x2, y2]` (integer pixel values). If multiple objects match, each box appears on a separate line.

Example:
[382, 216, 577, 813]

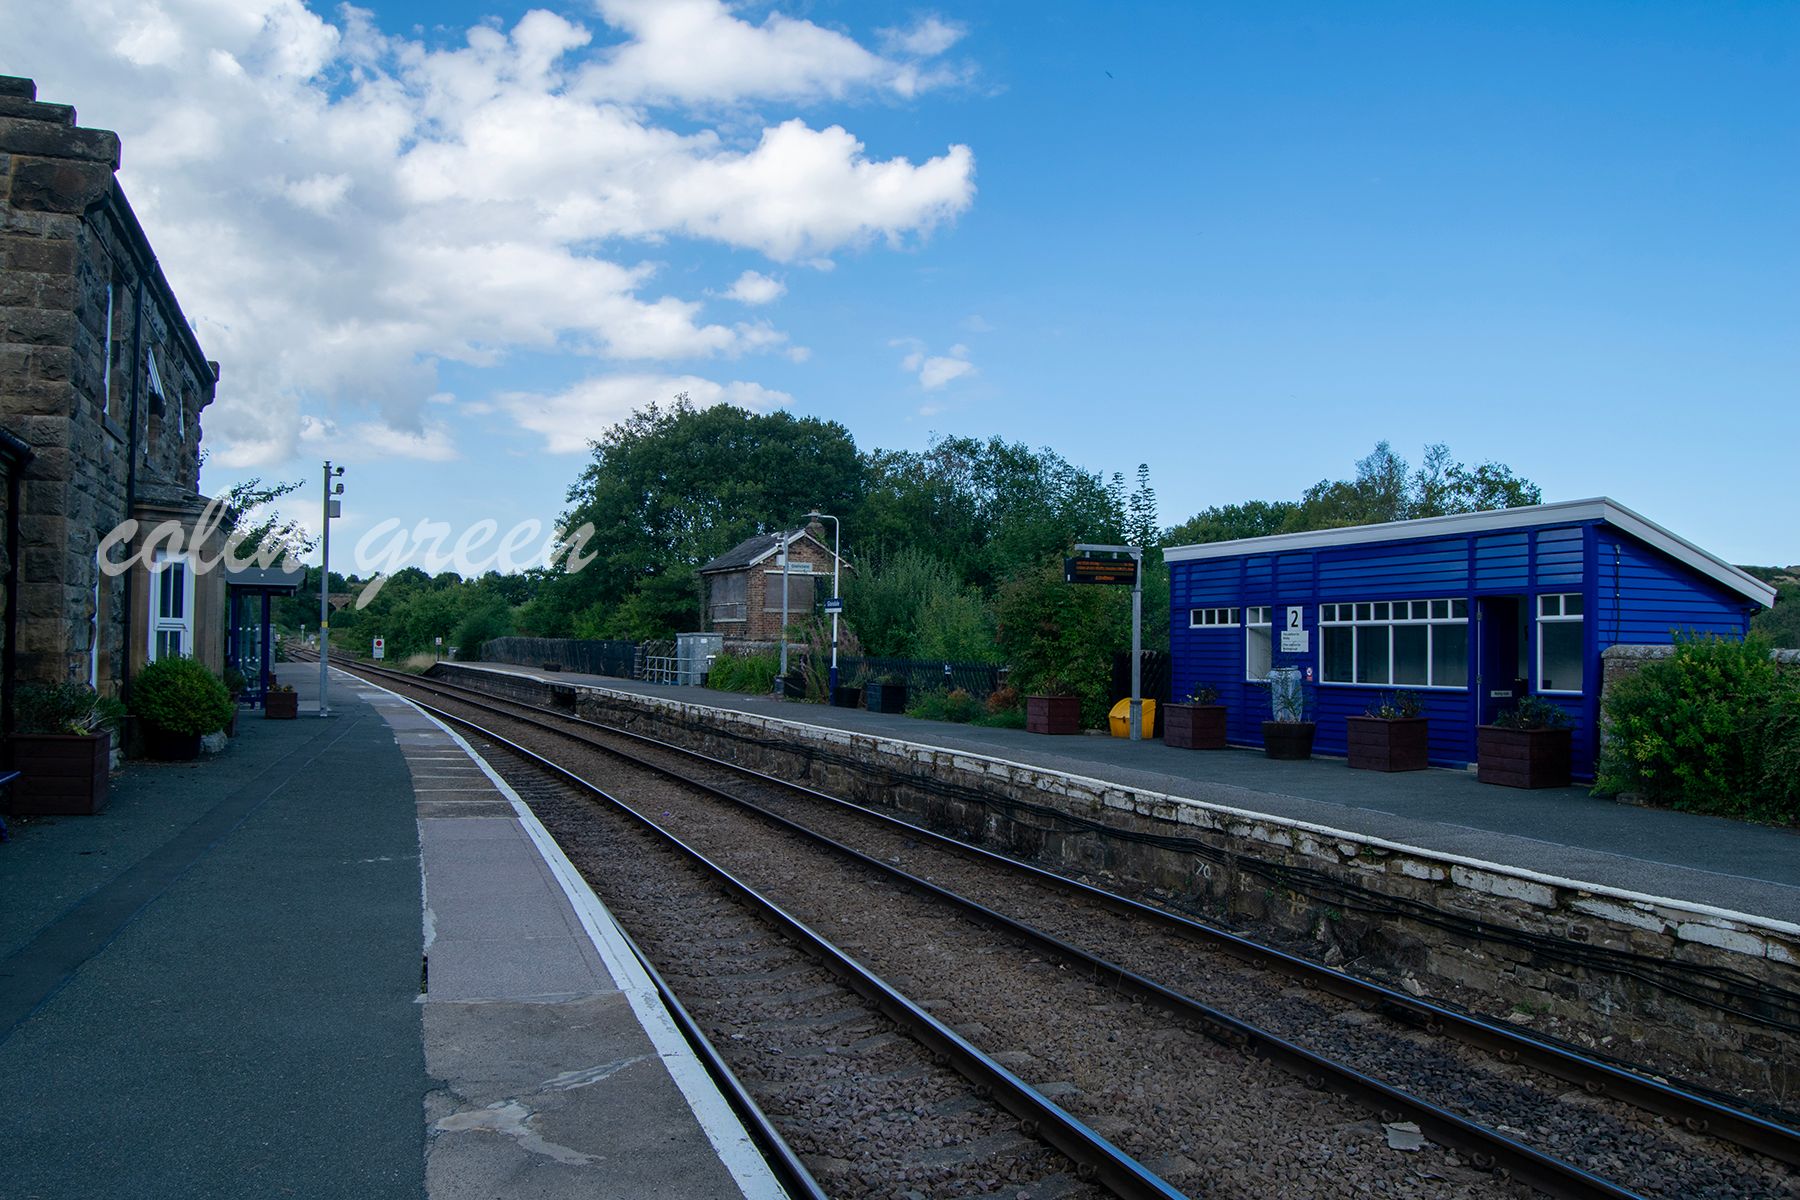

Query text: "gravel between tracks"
[490, 756, 1107, 1200]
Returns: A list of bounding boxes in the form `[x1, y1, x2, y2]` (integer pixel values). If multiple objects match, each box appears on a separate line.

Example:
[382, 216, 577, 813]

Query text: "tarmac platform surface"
[0, 662, 779, 1200]
[450, 661, 1800, 927]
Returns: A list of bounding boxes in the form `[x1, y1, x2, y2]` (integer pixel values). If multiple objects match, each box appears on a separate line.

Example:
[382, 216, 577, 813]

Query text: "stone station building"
[1, 75, 224, 726]
[698, 522, 841, 645]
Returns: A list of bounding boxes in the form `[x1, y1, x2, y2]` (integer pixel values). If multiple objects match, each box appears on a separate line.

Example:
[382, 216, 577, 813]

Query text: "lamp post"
[806, 511, 841, 694]
[776, 532, 790, 694]
[318, 460, 344, 716]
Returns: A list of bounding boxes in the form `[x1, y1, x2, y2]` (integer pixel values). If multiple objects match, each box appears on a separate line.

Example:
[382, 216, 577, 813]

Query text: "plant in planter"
[221, 665, 247, 736]
[4, 682, 122, 815]
[1347, 690, 1429, 772]
[832, 669, 867, 710]
[1026, 677, 1083, 735]
[1164, 684, 1227, 750]
[865, 672, 909, 713]
[1479, 696, 1573, 789]
[131, 657, 235, 760]
[264, 683, 299, 720]
[1260, 667, 1316, 759]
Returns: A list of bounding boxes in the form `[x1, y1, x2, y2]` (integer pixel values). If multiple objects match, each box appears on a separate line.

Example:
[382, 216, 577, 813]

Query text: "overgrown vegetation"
[706, 651, 780, 695]
[1742, 566, 1800, 649]
[1596, 635, 1799, 824]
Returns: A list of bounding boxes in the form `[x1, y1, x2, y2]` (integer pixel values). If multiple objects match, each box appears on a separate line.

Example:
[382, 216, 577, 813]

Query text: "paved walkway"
[0, 663, 778, 1200]
[451, 662, 1800, 926]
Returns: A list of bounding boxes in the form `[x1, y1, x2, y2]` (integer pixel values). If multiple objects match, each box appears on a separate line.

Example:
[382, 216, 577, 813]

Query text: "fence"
[831, 655, 1007, 699]
[479, 637, 638, 678]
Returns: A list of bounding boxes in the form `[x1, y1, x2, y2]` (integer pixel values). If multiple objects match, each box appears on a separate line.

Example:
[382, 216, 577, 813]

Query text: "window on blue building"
[1321, 599, 1468, 688]
[1538, 593, 1584, 693]
[1245, 606, 1272, 680]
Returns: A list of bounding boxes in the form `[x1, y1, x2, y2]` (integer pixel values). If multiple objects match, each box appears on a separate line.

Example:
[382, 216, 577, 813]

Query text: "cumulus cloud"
[723, 270, 787, 305]
[297, 415, 460, 461]
[502, 374, 793, 454]
[879, 16, 968, 59]
[893, 338, 975, 389]
[16, 0, 976, 466]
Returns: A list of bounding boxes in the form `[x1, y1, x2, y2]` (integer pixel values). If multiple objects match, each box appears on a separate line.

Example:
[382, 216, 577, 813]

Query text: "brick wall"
[0, 76, 219, 688]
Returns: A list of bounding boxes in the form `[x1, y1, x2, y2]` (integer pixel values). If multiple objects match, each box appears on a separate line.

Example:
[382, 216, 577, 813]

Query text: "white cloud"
[879, 16, 968, 59]
[18, 1, 976, 466]
[724, 270, 786, 305]
[502, 374, 793, 454]
[297, 415, 460, 461]
[961, 313, 994, 332]
[893, 337, 974, 389]
[582, 0, 963, 105]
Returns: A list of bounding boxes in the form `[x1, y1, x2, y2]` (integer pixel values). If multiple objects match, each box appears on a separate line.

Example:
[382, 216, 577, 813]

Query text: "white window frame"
[1188, 606, 1241, 629]
[1536, 592, 1585, 695]
[1318, 598, 1470, 689]
[1244, 605, 1273, 681]
[100, 281, 116, 421]
[148, 550, 195, 662]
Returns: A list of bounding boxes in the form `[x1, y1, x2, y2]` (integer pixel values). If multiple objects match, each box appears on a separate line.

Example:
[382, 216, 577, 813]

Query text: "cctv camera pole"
[318, 460, 343, 716]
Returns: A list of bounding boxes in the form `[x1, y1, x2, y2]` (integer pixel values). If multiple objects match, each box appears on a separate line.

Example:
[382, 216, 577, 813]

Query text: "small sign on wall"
[1280, 605, 1308, 653]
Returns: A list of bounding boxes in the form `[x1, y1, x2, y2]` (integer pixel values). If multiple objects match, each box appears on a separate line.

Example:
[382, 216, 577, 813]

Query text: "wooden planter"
[865, 682, 908, 713]
[1164, 703, 1227, 750]
[1477, 725, 1573, 789]
[831, 686, 864, 709]
[4, 732, 111, 815]
[1027, 695, 1082, 735]
[1261, 721, 1316, 760]
[144, 725, 202, 762]
[1346, 716, 1429, 772]
[264, 691, 299, 720]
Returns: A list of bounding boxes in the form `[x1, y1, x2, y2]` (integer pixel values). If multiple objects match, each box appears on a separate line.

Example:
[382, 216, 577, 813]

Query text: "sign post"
[1071, 542, 1146, 740]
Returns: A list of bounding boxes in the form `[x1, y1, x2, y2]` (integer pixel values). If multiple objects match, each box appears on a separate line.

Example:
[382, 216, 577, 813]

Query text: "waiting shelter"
[226, 564, 303, 706]
[1163, 498, 1776, 778]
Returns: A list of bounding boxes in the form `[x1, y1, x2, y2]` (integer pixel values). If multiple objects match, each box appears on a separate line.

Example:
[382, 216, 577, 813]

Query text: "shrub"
[1596, 635, 1797, 823]
[985, 685, 1020, 714]
[454, 602, 514, 663]
[131, 657, 235, 736]
[14, 681, 123, 736]
[971, 706, 1027, 730]
[906, 688, 983, 723]
[707, 652, 779, 694]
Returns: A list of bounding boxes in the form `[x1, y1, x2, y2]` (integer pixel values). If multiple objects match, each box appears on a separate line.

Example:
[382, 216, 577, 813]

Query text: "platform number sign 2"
[1279, 606, 1310, 654]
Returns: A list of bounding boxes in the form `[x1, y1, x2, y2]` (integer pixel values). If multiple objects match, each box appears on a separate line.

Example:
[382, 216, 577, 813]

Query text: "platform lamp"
[805, 511, 841, 694]
[318, 461, 344, 717]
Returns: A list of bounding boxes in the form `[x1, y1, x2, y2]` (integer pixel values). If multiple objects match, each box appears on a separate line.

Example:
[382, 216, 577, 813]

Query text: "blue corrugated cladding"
[1168, 518, 1756, 780]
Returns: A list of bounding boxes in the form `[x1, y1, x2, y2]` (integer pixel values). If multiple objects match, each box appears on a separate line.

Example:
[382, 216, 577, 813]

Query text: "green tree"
[996, 557, 1134, 725]
[545, 397, 862, 639]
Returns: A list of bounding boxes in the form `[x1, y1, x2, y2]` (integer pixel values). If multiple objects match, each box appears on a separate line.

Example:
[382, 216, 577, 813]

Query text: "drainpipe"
[1, 430, 35, 736]
[119, 273, 145, 704]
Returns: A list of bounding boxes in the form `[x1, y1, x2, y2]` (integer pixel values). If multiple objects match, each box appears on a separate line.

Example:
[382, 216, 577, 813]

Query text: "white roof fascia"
[1161, 497, 1774, 608]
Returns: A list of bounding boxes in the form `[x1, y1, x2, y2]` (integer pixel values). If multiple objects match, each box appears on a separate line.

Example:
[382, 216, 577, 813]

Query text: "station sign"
[1064, 556, 1139, 586]
[373, 636, 385, 661]
[823, 597, 844, 614]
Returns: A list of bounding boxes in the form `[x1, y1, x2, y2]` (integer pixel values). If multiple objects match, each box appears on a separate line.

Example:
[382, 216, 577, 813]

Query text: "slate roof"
[699, 528, 846, 575]
[699, 532, 786, 574]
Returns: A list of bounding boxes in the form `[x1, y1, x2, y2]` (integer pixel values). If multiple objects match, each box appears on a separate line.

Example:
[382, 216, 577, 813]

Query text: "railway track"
[308, 653, 1800, 1199]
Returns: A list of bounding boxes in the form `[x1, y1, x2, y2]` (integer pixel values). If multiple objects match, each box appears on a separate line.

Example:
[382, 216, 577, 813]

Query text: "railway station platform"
[0, 663, 780, 1200]
[447, 661, 1800, 927]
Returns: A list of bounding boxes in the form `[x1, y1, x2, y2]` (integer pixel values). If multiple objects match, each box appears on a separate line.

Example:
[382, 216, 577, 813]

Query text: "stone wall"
[430, 662, 1800, 1099]
[0, 76, 218, 689]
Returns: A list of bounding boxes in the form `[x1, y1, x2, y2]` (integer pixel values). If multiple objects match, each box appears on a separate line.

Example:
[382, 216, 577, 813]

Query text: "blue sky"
[11, 0, 1796, 568]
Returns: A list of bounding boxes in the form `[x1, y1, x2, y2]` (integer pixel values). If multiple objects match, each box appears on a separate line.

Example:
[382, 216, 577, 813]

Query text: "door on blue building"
[1476, 596, 1529, 724]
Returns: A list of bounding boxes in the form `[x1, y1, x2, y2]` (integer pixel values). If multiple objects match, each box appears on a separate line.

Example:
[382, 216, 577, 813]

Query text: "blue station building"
[1164, 499, 1777, 779]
